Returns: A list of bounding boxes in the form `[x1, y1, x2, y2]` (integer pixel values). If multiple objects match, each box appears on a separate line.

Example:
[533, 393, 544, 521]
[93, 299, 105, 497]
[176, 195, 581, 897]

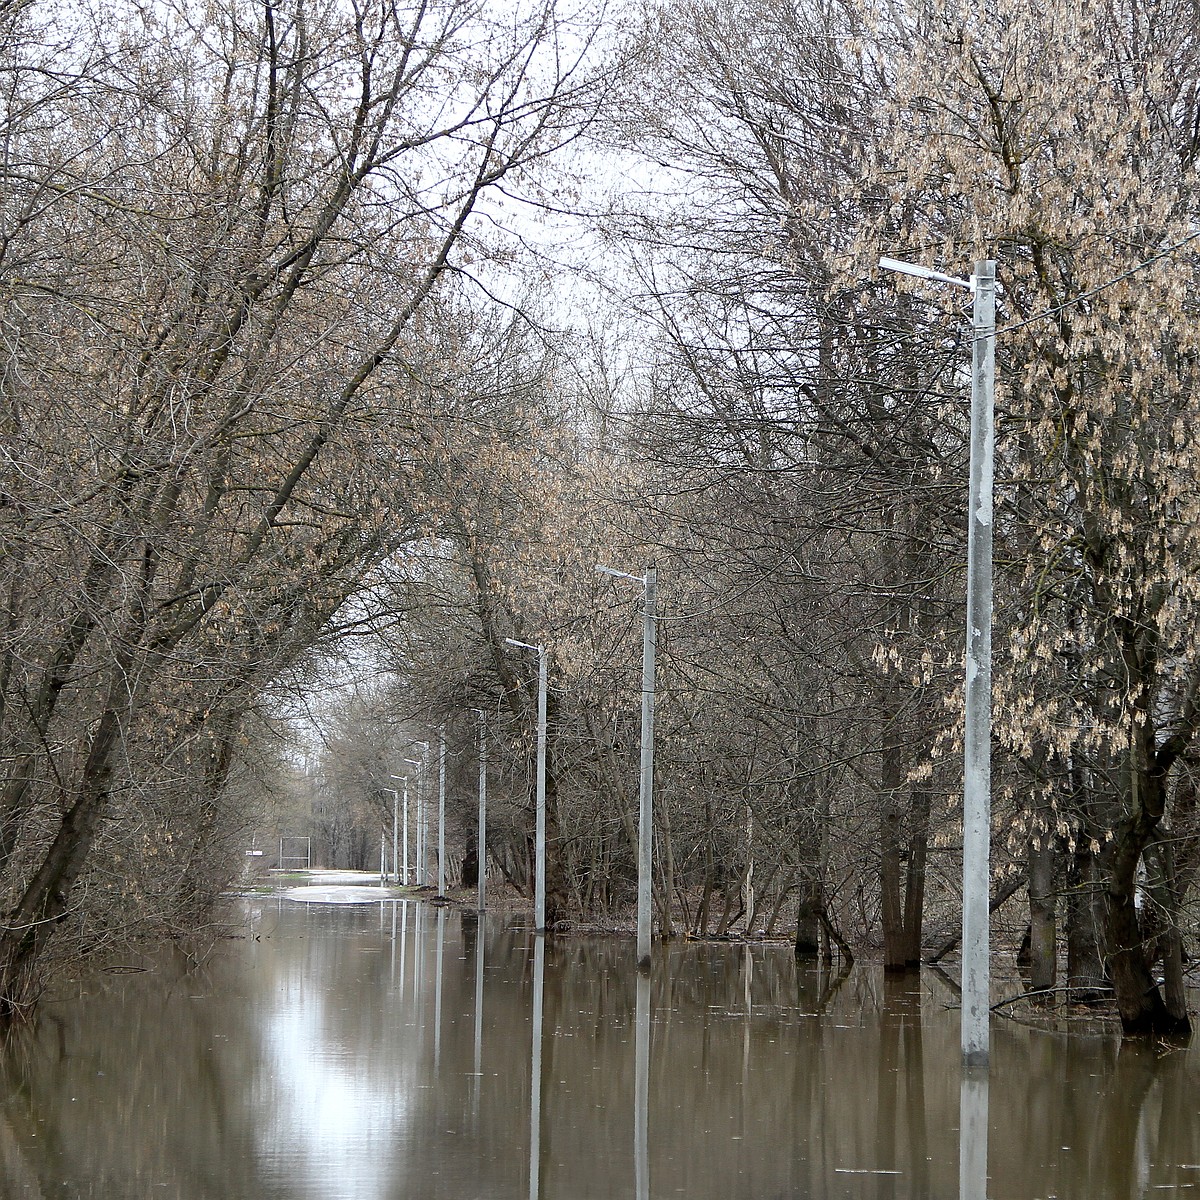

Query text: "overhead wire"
[996, 228, 1200, 338]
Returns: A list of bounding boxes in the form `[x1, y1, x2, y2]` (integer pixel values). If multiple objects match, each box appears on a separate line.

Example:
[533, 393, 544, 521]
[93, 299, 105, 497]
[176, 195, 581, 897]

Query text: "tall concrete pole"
[390, 789, 399, 884]
[416, 766, 424, 884]
[416, 770, 424, 885]
[637, 567, 657, 971]
[534, 649, 547, 934]
[506, 639, 548, 934]
[438, 729, 447, 898]
[597, 564, 659, 971]
[403, 762, 422, 886]
[878, 254, 996, 1068]
[962, 259, 996, 1068]
[414, 741, 429, 886]
[477, 710, 488, 912]
[402, 778, 410, 885]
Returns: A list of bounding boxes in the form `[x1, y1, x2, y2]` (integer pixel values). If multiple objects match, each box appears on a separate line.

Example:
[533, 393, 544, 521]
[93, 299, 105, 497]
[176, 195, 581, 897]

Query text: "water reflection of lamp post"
[878, 255, 996, 1069]
[634, 970, 651, 1200]
[529, 934, 545, 1200]
[399, 899, 409, 990]
[505, 638, 548, 934]
[414, 904, 425, 1021]
[473, 912, 485, 1122]
[596, 564, 657, 971]
[960, 1067, 989, 1200]
[434, 907, 445, 1069]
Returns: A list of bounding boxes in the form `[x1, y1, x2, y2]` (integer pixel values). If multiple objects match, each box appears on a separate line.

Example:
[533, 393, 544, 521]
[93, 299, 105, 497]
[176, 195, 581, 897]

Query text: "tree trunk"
[1143, 834, 1189, 1026]
[462, 823, 479, 890]
[741, 797, 755, 935]
[696, 795, 715, 936]
[655, 789, 675, 939]
[1104, 886, 1189, 1036]
[880, 720, 905, 971]
[794, 873, 822, 958]
[1028, 825, 1057, 992]
[1102, 809, 1191, 1037]
[1065, 832, 1109, 1002]
[0, 693, 125, 1021]
[715, 887, 738, 938]
[543, 688, 570, 932]
[901, 788, 929, 966]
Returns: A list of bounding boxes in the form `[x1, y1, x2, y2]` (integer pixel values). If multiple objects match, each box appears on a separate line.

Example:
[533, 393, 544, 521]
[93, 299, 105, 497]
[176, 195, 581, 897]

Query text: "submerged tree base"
[1118, 1000, 1192, 1042]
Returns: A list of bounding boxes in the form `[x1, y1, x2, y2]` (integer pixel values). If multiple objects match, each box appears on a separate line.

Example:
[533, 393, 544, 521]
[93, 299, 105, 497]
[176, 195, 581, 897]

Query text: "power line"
[997, 228, 1200, 339]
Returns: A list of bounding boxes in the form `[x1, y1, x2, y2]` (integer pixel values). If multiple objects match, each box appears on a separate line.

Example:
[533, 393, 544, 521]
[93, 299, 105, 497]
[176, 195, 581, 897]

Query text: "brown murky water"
[0, 896, 1197, 1199]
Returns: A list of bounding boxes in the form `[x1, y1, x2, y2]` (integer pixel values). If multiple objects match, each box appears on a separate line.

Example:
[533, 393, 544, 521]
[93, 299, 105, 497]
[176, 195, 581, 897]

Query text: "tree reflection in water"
[0, 901, 1198, 1199]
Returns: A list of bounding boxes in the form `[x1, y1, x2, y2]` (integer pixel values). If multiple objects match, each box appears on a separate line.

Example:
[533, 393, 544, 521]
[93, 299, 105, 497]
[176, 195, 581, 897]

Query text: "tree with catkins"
[858, 0, 1200, 1034]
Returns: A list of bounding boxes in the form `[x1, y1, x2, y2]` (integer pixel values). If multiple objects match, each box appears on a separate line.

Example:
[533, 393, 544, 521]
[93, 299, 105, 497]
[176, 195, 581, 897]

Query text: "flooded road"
[1, 897, 1198, 1198]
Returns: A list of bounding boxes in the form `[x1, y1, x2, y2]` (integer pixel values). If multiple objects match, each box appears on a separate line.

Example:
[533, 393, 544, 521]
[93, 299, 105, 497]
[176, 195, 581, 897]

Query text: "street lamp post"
[412, 742, 429, 887]
[402, 764, 421, 885]
[879, 255, 996, 1069]
[437, 729, 447, 898]
[392, 773, 411, 885]
[505, 638, 548, 934]
[384, 788, 400, 882]
[408, 739, 432, 892]
[597, 564, 658, 971]
[475, 709, 488, 912]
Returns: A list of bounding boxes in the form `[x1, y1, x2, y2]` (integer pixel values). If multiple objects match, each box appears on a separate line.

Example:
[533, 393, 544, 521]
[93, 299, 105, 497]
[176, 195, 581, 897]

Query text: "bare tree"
[0, 0, 606, 1019]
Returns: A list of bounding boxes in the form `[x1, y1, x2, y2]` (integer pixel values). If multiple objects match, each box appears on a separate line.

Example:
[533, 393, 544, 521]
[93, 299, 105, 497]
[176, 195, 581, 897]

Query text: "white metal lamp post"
[394, 772, 413, 885]
[411, 742, 429, 886]
[403, 760, 421, 886]
[475, 709, 488, 912]
[506, 638, 548, 934]
[437, 729, 447, 898]
[879, 255, 996, 1069]
[597, 563, 658, 971]
[384, 788, 400, 882]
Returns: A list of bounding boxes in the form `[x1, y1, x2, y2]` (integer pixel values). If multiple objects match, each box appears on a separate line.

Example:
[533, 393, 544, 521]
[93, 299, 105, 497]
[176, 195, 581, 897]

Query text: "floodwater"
[1, 898, 1199, 1200]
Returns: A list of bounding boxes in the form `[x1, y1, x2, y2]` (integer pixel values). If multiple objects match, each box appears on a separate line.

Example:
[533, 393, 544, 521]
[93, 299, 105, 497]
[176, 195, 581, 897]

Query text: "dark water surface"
[1, 897, 1198, 1199]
